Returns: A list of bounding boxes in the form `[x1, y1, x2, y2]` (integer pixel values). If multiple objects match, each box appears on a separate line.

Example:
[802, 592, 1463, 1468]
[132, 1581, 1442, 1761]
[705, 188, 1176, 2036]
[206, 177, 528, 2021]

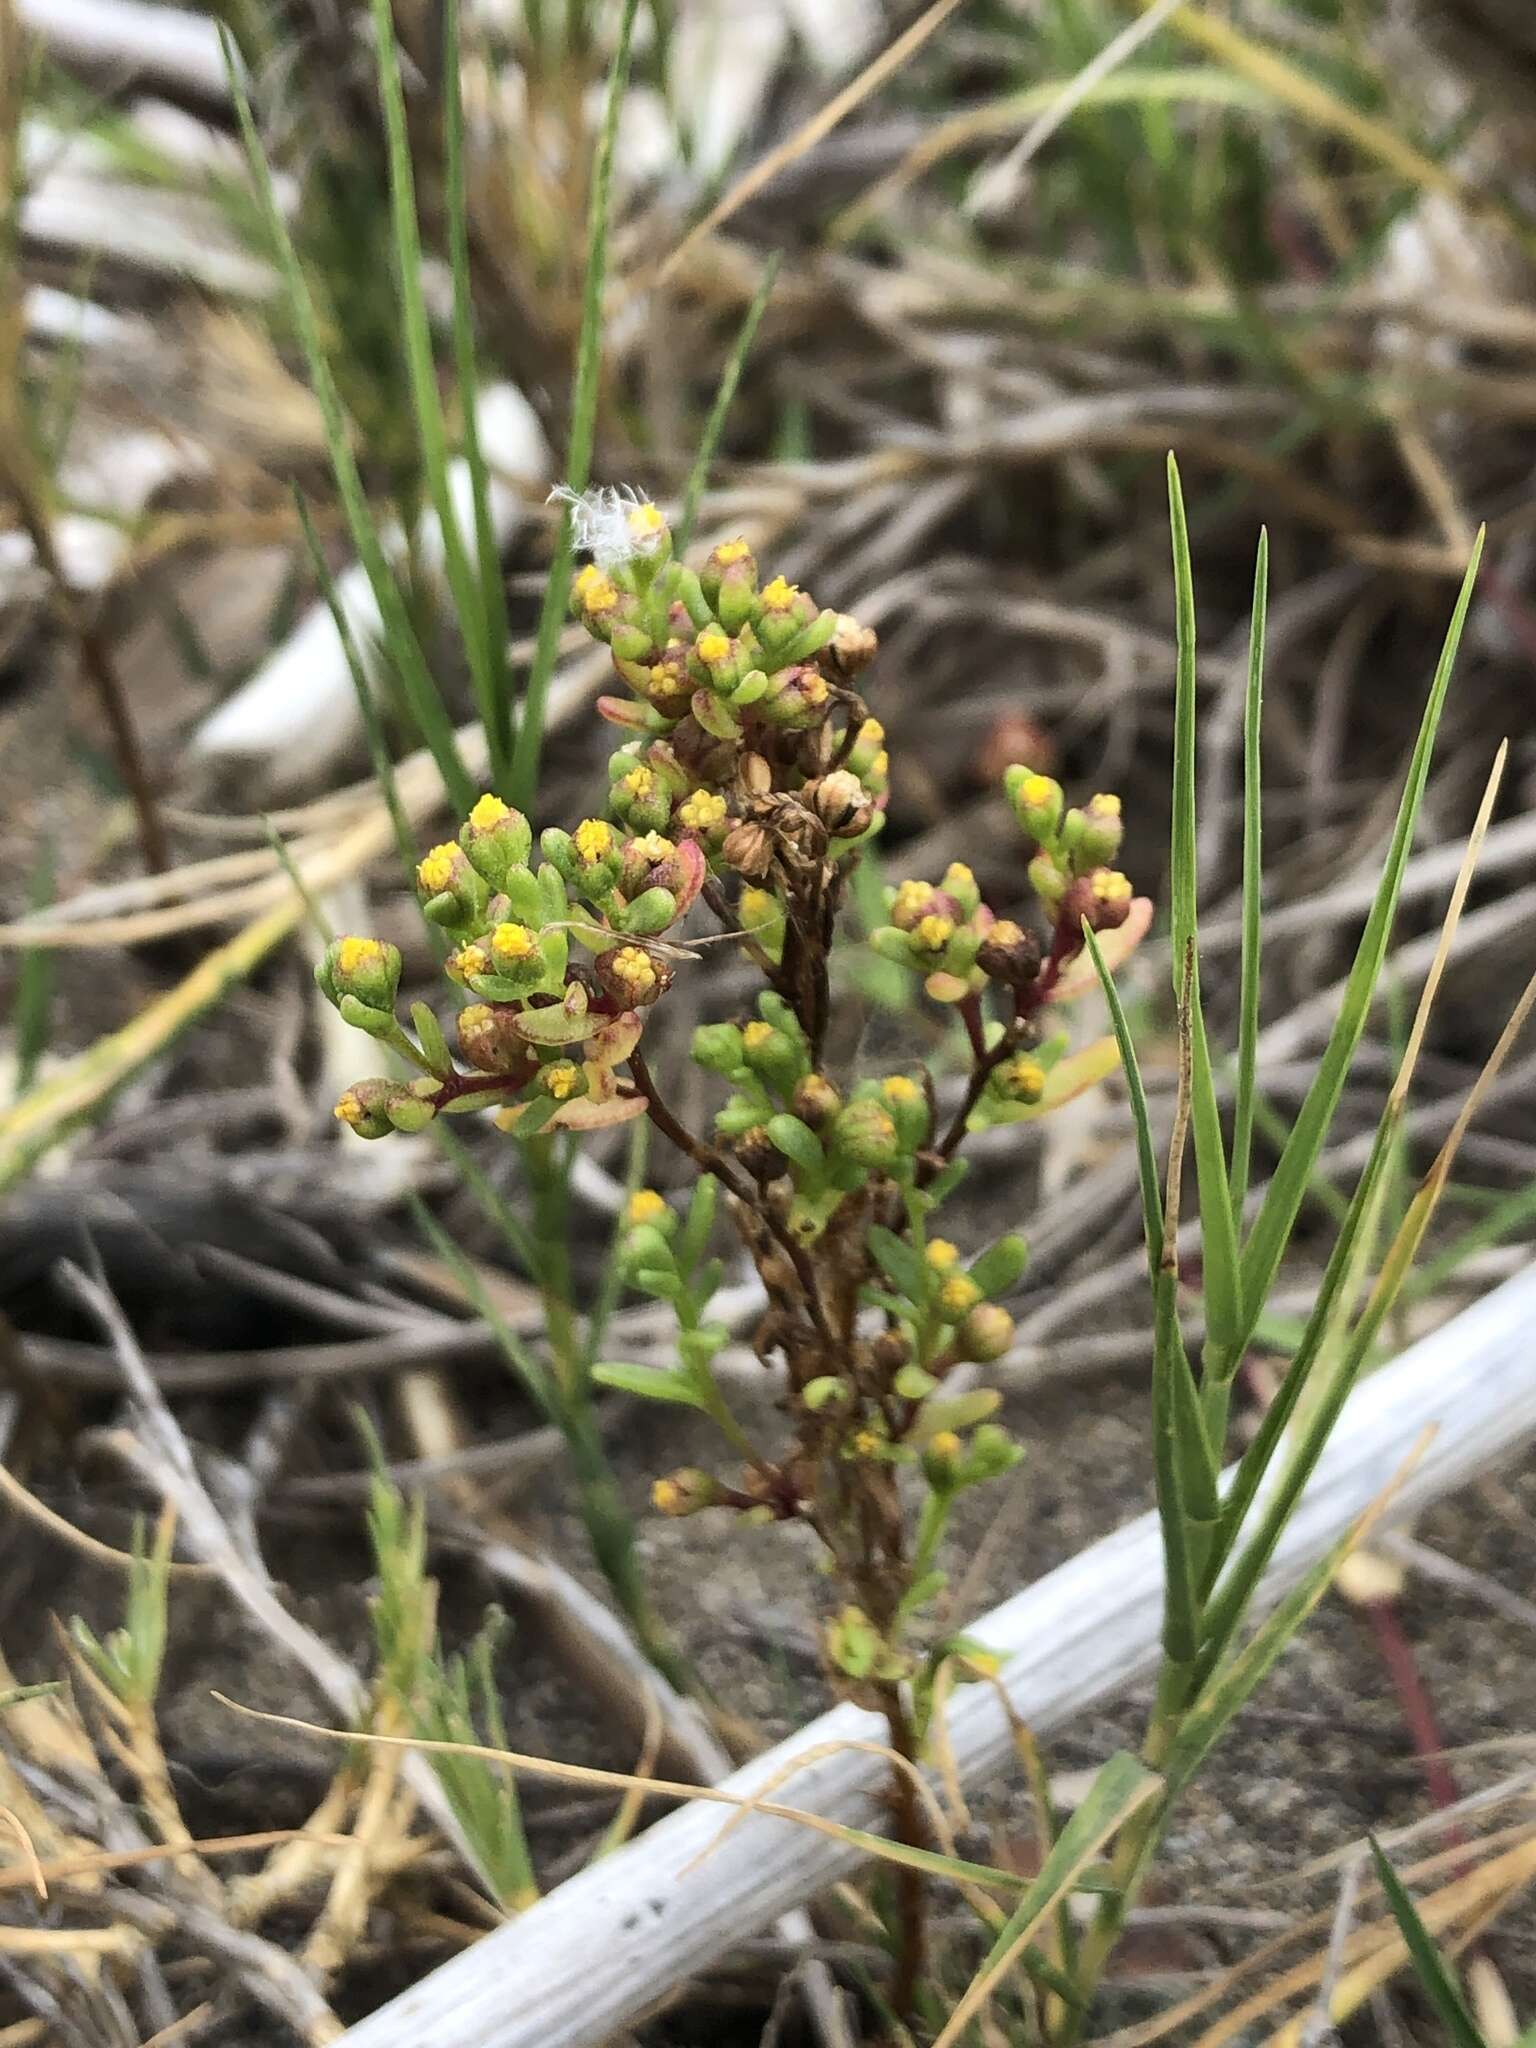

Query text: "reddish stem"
[1363, 1596, 1464, 1837]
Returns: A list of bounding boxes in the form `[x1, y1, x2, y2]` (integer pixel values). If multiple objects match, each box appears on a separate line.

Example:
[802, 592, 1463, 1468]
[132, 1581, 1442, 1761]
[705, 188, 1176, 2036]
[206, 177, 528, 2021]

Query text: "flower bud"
[807, 769, 873, 838]
[961, 1422, 1022, 1484]
[828, 613, 878, 677]
[826, 1605, 881, 1681]
[333, 1077, 435, 1138]
[487, 920, 547, 990]
[692, 1021, 746, 1075]
[739, 886, 785, 964]
[926, 1238, 961, 1274]
[955, 1303, 1015, 1364]
[1028, 849, 1067, 911]
[317, 936, 401, 1016]
[879, 1074, 928, 1149]
[937, 1273, 982, 1321]
[610, 762, 674, 835]
[626, 1187, 675, 1233]
[754, 574, 820, 655]
[1006, 767, 1064, 845]
[545, 816, 622, 893]
[941, 863, 981, 917]
[416, 840, 490, 928]
[617, 885, 679, 937]
[571, 564, 626, 640]
[922, 1431, 964, 1488]
[1064, 792, 1123, 869]
[741, 1018, 806, 1091]
[759, 665, 833, 731]
[598, 942, 671, 1008]
[889, 878, 946, 932]
[1068, 866, 1135, 933]
[830, 1098, 901, 1170]
[977, 919, 1042, 989]
[992, 1054, 1046, 1106]
[701, 538, 758, 633]
[802, 1375, 849, 1412]
[457, 1002, 531, 1075]
[689, 625, 744, 696]
[461, 793, 534, 891]
[847, 716, 885, 778]
[792, 1074, 842, 1129]
[909, 912, 957, 962]
[651, 1469, 720, 1517]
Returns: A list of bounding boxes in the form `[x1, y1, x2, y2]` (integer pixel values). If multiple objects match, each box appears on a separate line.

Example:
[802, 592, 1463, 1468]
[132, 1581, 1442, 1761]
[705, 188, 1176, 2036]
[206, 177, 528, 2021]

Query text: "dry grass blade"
[0, 1829, 353, 1897]
[658, 0, 966, 284]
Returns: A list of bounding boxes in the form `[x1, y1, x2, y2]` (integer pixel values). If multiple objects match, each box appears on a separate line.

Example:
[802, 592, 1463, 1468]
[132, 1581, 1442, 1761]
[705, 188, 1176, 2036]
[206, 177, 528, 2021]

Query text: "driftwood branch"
[339, 1263, 1536, 2048]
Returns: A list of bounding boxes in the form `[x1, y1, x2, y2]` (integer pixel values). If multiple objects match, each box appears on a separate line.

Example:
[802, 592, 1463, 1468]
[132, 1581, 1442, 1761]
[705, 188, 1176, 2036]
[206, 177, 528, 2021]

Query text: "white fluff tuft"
[549, 483, 662, 570]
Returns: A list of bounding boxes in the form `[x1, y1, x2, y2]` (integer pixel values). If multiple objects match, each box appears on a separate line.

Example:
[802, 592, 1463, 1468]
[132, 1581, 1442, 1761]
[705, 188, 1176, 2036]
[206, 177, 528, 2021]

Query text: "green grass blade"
[1152, 1266, 1203, 1673]
[1227, 528, 1268, 1211]
[1368, 1839, 1487, 2048]
[368, 0, 498, 787]
[222, 31, 475, 815]
[431, 1120, 539, 1275]
[410, 1191, 554, 1420]
[1235, 532, 1484, 1342]
[1164, 1517, 1359, 1809]
[443, 0, 514, 789]
[932, 1751, 1162, 2048]
[1083, 923, 1161, 1275]
[293, 492, 420, 897]
[673, 254, 780, 558]
[509, 0, 641, 811]
[1165, 457, 1242, 1371]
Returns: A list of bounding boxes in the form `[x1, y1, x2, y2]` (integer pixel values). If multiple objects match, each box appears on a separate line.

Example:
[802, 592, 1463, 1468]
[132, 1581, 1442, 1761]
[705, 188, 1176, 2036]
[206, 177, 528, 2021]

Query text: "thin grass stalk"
[1227, 529, 1267, 1210]
[673, 254, 781, 558]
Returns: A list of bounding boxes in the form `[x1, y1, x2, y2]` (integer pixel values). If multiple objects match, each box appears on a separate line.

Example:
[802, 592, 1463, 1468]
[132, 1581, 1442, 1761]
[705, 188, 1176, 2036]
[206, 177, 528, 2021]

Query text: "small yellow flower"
[620, 765, 657, 801]
[1090, 793, 1122, 815]
[579, 571, 619, 613]
[469, 792, 510, 830]
[631, 832, 675, 865]
[871, 748, 890, 780]
[858, 717, 884, 749]
[761, 575, 797, 608]
[677, 790, 728, 833]
[695, 628, 731, 664]
[913, 913, 955, 954]
[1091, 870, 1133, 905]
[334, 1091, 365, 1127]
[540, 1061, 582, 1100]
[627, 1188, 668, 1228]
[943, 863, 976, 896]
[336, 936, 384, 977]
[651, 1477, 683, 1515]
[988, 919, 1025, 949]
[610, 945, 659, 999]
[1020, 773, 1056, 807]
[802, 675, 829, 708]
[928, 1430, 962, 1463]
[851, 1428, 883, 1459]
[714, 538, 751, 565]
[451, 942, 490, 981]
[892, 879, 933, 924]
[627, 501, 666, 541]
[574, 817, 616, 863]
[742, 1020, 775, 1052]
[998, 1056, 1046, 1102]
[490, 922, 538, 966]
[941, 1275, 982, 1316]
[417, 842, 460, 895]
[925, 1239, 961, 1272]
[882, 1075, 921, 1105]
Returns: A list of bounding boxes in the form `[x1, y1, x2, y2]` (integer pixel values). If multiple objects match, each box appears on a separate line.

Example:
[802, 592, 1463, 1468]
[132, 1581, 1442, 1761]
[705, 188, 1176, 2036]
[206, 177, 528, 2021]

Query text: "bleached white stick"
[338, 1263, 1536, 2048]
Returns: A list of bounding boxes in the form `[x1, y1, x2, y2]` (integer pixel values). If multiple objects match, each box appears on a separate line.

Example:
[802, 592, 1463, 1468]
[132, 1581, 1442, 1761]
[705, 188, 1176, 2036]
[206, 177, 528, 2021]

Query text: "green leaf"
[867, 1225, 928, 1301]
[1236, 533, 1484, 1347]
[1369, 1839, 1487, 2048]
[932, 1751, 1162, 2048]
[1165, 460, 1241, 1372]
[1228, 528, 1268, 1211]
[593, 1362, 708, 1410]
[509, 0, 641, 808]
[1084, 924, 1162, 1276]
[968, 1234, 1030, 1300]
[1151, 1263, 1201, 1670]
[411, 1002, 452, 1076]
[765, 1114, 825, 1176]
[221, 32, 475, 816]
[679, 1174, 718, 1272]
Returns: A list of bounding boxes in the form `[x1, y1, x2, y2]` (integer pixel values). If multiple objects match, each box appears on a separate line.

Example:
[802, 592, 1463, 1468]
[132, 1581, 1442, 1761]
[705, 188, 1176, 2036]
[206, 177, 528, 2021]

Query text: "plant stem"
[879, 1681, 928, 2030]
